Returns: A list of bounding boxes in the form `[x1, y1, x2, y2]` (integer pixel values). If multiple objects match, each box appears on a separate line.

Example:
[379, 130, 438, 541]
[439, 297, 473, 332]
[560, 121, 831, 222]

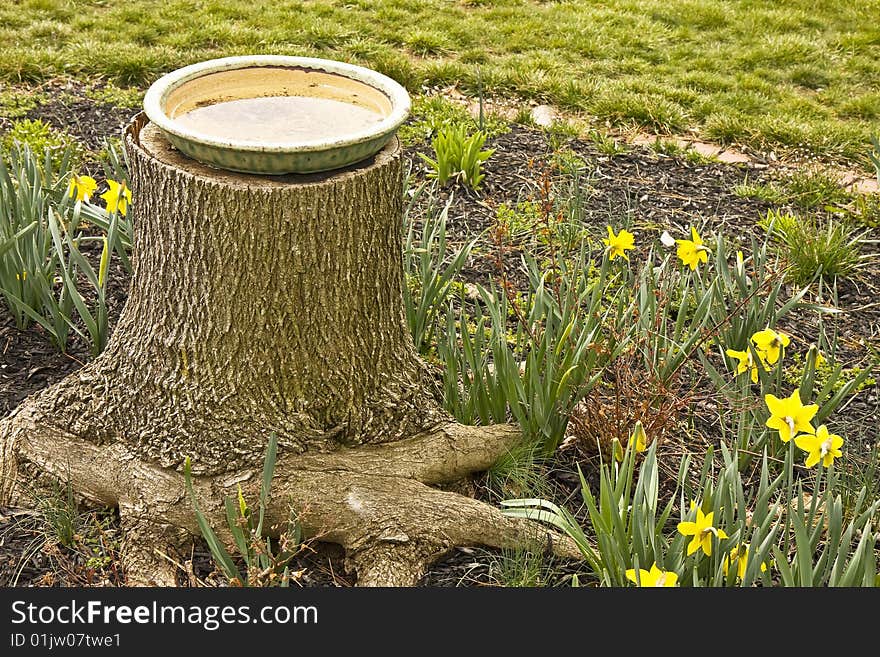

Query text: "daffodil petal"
[795, 434, 819, 451]
[764, 394, 786, 417]
[702, 535, 713, 556]
[677, 521, 697, 536]
[800, 404, 819, 423]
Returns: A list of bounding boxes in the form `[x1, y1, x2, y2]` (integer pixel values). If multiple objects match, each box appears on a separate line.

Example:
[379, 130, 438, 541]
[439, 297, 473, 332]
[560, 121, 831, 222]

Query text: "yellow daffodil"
[750, 328, 790, 365]
[723, 543, 767, 580]
[676, 227, 709, 270]
[68, 174, 97, 202]
[603, 226, 635, 261]
[764, 389, 818, 443]
[725, 347, 761, 384]
[101, 179, 132, 216]
[625, 563, 678, 587]
[631, 420, 647, 453]
[794, 424, 843, 468]
[678, 505, 728, 556]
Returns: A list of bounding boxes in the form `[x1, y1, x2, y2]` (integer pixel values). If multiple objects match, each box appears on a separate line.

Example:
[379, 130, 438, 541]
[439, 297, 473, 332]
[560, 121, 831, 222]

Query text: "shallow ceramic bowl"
[143, 55, 410, 175]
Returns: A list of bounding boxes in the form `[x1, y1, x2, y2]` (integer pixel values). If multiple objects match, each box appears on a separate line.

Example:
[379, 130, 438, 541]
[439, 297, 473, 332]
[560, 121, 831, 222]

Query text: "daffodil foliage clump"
[0, 139, 131, 355]
[418, 193, 878, 586]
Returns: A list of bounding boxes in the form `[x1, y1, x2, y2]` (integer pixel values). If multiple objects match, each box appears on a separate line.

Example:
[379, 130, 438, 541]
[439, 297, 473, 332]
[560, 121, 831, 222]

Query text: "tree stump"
[0, 114, 580, 586]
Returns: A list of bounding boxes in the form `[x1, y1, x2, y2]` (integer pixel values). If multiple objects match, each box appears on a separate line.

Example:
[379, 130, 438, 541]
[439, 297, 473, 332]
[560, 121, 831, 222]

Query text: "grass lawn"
[2, 0, 879, 166]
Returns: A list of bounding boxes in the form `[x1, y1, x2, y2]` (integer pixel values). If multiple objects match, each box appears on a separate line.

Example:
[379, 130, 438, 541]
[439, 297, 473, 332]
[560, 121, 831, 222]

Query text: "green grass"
[491, 547, 552, 587]
[1, 1, 879, 165]
[760, 209, 869, 285]
[1, 118, 82, 169]
[784, 167, 853, 209]
[487, 443, 553, 500]
[733, 179, 792, 205]
[0, 86, 43, 119]
[735, 168, 857, 211]
[649, 137, 686, 157]
[83, 81, 144, 109]
[399, 95, 508, 145]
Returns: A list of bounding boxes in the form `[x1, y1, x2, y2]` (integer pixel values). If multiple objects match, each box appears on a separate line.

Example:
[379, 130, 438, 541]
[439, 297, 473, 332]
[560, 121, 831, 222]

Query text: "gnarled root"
[1, 405, 582, 586]
[119, 512, 187, 587]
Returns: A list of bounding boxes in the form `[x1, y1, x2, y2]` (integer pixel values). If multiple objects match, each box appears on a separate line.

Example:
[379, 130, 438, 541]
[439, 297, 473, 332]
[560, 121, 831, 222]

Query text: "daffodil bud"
[612, 437, 624, 463]
[631, 420, 647, 453]
[237, 484, 248, 517]
[735, 250, 745, 276]
[806, 343, 826, 369]
[98, 236, 110, 288]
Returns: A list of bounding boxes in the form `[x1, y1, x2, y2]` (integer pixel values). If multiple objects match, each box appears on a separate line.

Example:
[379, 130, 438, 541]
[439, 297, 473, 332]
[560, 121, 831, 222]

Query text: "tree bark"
[7, 114, 445, 476]
[0, 114, 581, 585]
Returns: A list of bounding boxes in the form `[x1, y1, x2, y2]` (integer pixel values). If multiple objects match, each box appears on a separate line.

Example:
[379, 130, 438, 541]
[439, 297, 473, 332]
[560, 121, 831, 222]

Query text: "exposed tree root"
[1, 405, 582, 586]
[119, 513, 185, 587]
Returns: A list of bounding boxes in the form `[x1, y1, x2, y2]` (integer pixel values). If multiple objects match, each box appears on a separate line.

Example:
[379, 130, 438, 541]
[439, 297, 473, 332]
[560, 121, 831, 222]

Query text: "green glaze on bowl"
[143, 55, 411, 175]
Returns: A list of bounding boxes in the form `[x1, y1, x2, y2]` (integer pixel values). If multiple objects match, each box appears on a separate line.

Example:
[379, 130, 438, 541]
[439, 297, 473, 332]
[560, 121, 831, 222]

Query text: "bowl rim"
[143, 55, 411, 154]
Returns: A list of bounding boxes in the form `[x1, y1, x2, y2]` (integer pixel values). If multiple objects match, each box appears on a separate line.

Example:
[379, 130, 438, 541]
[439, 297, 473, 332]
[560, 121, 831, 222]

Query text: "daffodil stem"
[809, 464, 824, 529]
[774, 349, 784, 393]
[784, 440, 795, 545]
[736, 374, 751, 469]
[662, 274, 777, 387]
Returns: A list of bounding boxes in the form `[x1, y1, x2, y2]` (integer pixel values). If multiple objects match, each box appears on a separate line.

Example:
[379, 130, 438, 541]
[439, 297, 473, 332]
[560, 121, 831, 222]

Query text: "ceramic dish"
[143, 55, 410, 175]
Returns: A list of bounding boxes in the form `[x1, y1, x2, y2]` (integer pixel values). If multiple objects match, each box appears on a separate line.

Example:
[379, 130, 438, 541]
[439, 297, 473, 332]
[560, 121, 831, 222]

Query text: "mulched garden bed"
[18, 79, 140, 154]
[1, 84, 877, 587]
